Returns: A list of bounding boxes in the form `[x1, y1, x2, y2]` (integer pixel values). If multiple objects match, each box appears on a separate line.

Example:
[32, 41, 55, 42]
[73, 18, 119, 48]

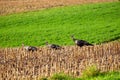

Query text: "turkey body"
[71, 35, 93, 47]
[46, 42, 61, 50]
[22, 44, 37, 52]
[75, 39, 93, 47]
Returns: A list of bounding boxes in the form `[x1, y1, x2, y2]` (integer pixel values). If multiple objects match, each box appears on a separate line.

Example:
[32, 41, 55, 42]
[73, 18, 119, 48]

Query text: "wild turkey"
[22, 44, 37, 52]
[71, 35, 93, 47]
[46, 42, 61, 50]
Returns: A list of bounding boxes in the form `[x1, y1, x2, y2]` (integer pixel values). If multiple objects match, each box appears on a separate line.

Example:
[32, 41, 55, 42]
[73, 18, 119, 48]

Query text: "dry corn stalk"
[0, 41, 120, 80]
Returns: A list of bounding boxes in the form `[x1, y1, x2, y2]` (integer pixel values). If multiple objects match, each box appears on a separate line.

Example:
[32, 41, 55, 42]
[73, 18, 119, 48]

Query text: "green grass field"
[84, 71, 120, 80]
[41, 71, 120, 80]
[0, 2, 120, 47]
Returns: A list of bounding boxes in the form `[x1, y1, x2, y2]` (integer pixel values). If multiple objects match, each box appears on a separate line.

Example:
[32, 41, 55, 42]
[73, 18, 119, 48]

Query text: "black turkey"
[71, 35, 93, 47]
[46, 42, 61, 50]
[22, 44, 37, 52]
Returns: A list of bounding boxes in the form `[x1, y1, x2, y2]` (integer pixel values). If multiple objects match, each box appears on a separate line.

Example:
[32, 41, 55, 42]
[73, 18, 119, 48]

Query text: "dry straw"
[0, 41, 120, 80]
[0, 0, 118, 15]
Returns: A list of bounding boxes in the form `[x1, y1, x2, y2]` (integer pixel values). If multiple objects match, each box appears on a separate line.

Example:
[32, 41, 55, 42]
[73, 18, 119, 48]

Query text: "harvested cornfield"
[0, 42, 120, 80]
[0, 0, 118, 15]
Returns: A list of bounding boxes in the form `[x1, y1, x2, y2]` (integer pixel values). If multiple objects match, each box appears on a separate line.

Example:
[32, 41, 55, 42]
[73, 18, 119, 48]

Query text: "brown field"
[0, 0, 118, 15]
[0, 41, 120, 80]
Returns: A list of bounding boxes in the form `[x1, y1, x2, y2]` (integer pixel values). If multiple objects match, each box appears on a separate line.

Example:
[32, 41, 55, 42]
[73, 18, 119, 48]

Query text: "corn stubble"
[0, 0, 117, 15]
[0, 42, 120, 80]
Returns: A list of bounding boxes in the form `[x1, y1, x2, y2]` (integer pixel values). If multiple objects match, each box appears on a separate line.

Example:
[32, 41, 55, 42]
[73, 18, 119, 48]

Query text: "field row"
[0, 0, 118, 15]
[0, 2, 120, 47]
[0, 42, 120, 79]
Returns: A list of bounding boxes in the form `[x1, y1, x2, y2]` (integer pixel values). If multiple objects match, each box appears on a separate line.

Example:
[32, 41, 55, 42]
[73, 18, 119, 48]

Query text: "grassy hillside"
[0, 2, 120, 47]
[0, 0, 117, 15]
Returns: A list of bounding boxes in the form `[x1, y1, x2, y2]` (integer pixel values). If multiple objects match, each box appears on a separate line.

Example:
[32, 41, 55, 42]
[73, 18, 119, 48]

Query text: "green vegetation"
[81, 65, 100, 78]
[84, 71, 120, 80]
[40, 71, 120, 80]
[39, 65, 120, 80]
[0, 2, 120, 47]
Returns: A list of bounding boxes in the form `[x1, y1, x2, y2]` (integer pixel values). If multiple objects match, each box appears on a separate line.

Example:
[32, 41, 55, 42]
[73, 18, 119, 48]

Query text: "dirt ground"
[0, 0, 118, 15]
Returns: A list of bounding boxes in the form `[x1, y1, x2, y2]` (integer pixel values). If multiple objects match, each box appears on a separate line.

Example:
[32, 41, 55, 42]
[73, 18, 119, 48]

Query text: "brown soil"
[0, 0, 118, 15]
